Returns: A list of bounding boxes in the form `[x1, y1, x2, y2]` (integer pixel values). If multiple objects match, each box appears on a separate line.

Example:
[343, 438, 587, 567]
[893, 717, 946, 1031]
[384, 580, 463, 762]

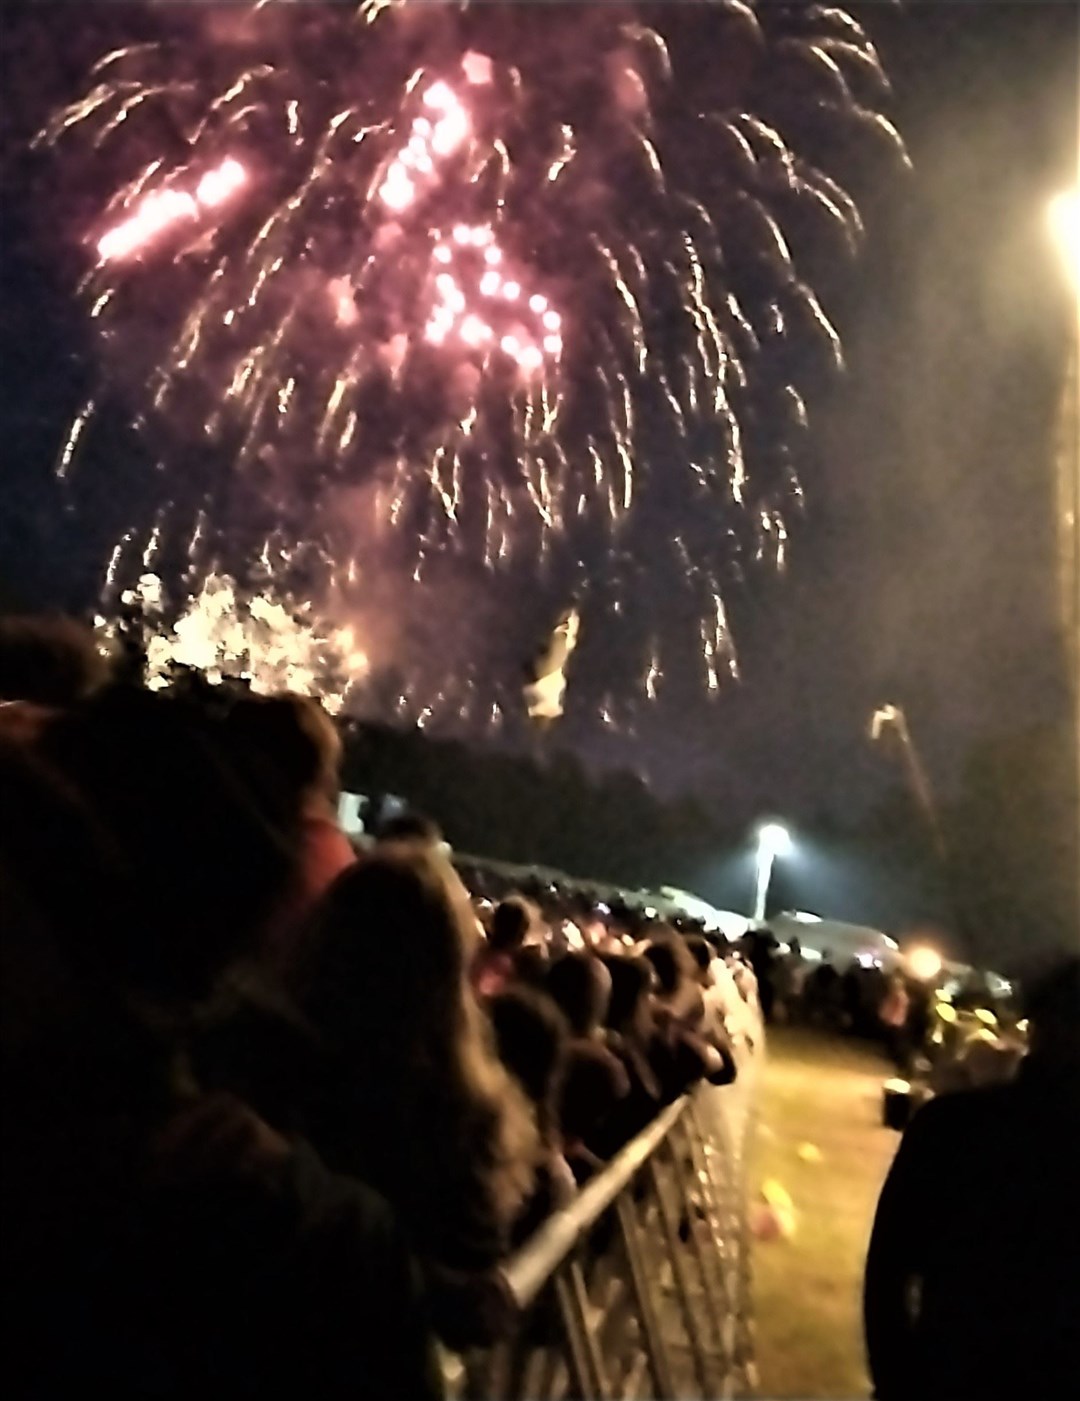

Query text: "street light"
[906, 945, 943, 982]
[1049, 186, 1080, 944]
[869, 702, 946, 861]
[1048, 188, 1079, 291]
[752, 821, 791, 923]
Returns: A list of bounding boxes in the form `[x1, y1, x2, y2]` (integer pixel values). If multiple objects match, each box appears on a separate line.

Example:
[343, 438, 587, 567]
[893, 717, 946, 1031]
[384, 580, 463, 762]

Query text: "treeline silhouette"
[341, 718, 728, 896]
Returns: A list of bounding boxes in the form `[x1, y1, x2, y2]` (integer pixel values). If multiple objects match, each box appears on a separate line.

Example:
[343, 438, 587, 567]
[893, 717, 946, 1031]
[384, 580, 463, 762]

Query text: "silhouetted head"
[0, 615, 106, 707]
[305, 851, 474, 1054]
[490, 898, 531, 953]
[302, 849, 539, 1225]
[226, 691, 342, 817]
[41, 687, 292, 1002]
[1024, 955, 1080, 1071]
[546, 952, 611, 1038]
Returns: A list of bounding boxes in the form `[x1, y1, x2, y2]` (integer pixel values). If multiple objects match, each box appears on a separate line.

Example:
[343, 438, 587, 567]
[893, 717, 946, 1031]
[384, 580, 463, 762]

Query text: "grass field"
[747, 1026, 900, 1400]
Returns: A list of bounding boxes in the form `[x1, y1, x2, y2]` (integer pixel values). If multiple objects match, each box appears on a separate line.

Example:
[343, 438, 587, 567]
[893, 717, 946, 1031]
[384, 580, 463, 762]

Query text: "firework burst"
[37, 0, 905, 727]
[96, 570, 367, 713]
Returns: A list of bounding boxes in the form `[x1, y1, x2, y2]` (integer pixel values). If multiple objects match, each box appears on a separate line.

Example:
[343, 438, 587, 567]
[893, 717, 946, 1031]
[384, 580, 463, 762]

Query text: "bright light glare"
[1048, 189, 1079, 290]
[757, 822, 792, 858]
[906, 945, 943, 981]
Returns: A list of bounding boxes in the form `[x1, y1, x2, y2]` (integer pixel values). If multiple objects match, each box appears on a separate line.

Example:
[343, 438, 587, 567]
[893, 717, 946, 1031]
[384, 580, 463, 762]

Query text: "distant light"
[1048, 188, 1079, 290]
[757, 822, 792, 858]
[907, 945, 943, 981]
[883, 1077, 911, 1094]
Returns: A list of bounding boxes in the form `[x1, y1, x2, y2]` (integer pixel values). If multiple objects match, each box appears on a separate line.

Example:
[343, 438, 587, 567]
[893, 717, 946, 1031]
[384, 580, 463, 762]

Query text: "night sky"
[2, 2, 1078, 837]
[607, 0, 1079, 821]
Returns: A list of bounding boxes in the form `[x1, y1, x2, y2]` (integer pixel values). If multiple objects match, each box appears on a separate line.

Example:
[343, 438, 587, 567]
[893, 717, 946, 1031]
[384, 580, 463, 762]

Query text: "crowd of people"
[0, 616, 755, 1398]
[740, 925, 1029, 1088]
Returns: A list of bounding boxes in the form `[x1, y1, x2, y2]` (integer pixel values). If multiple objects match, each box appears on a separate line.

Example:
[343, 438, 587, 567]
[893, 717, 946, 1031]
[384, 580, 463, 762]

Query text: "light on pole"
[1049, 188, 1079, 291]
[752, 822, 791, 924]
[869, 702, 946, 861]
[1048, 185, 1080, 942]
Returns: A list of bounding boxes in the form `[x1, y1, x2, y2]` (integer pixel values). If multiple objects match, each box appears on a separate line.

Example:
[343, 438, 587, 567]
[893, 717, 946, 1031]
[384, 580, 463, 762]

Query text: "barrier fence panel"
[445, 1058, 757, 1401]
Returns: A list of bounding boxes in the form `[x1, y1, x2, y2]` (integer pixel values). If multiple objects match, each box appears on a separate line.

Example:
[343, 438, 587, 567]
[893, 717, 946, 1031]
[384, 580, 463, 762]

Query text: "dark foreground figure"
[864, 956, 1080, 1401]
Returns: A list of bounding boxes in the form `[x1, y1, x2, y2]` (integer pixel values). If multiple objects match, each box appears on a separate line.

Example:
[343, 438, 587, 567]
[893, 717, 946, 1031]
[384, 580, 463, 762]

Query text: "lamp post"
[752, 822, 791, 924]
[1048, 186, 1080, 941]
[869, 704, 946, 862]
[1049, 190, 1078, 682]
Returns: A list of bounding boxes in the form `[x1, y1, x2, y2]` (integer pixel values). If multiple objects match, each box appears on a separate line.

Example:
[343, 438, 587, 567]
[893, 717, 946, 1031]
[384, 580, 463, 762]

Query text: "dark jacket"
[3, 999, 442, 1401]
[864, 1058, 1080, 1401]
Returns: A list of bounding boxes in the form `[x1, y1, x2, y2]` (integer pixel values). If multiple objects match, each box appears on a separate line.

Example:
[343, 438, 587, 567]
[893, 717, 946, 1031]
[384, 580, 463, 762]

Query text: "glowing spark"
[98, 158, 248, 262]
[56, 400, 94, 478]
[99, 572, 366, 715]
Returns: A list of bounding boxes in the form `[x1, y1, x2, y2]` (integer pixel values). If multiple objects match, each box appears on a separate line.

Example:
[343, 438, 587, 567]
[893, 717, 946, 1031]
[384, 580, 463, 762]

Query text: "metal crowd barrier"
[445, 1063, 756, 1401]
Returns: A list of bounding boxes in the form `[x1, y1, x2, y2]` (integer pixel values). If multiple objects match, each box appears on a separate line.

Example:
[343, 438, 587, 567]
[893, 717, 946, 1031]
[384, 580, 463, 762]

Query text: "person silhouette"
[863, 955, 1080, 1401]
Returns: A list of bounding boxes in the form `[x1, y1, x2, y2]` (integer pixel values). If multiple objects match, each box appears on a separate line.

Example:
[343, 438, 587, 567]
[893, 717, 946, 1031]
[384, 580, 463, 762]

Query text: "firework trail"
[37, 0, 905, 727]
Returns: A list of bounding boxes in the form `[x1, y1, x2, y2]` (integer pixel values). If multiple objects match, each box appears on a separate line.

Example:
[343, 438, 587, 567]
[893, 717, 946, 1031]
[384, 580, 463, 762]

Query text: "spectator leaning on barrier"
[545, 952, 631, 1177]
[595, 954, 664, 1155]
[297, 851, 540, 1342]
[0, 737, 444, 1401]
[1, 610, 759, 1391]
[489, 986, 577, 1243]
[645, 937, 738, 1097]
